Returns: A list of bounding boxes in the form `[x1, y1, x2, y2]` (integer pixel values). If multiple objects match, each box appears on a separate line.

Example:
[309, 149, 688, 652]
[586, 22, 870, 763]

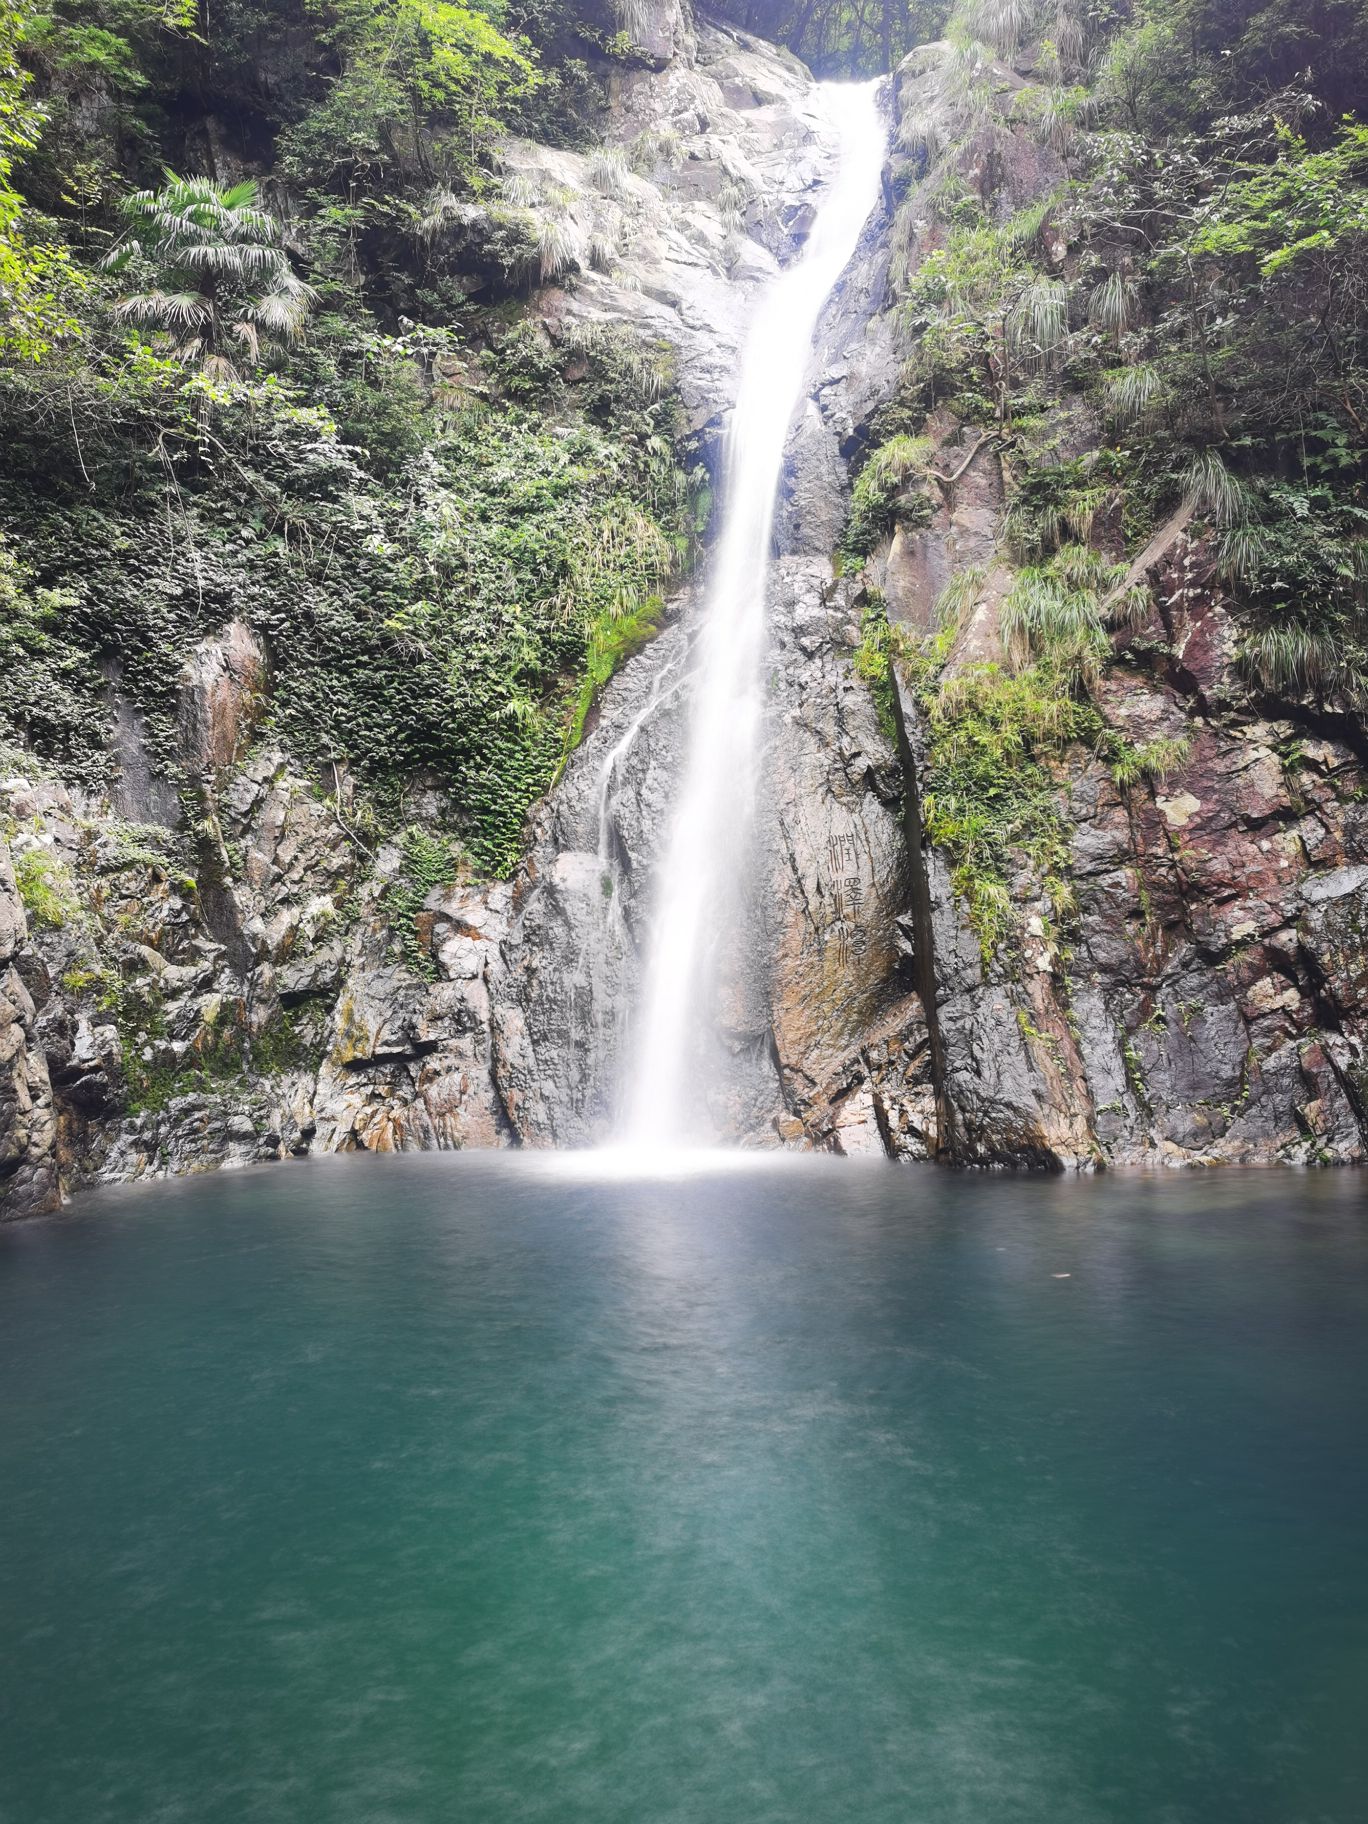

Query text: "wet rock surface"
[0, 846, 60, 1217]
[869, 42, 1368, 1170]
[3, 29, 1365, 1216]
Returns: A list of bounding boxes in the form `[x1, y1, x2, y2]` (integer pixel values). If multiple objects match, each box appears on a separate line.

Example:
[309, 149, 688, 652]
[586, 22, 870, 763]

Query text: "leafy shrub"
[12, 846, 79, 929]
[841, 434, 934, 564]
[917, 658, 1100, 960]
[385, 826, 458, 976]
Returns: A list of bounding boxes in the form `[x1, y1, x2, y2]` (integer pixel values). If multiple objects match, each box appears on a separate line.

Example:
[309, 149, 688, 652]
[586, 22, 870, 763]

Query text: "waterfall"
[624, 79, 886, 1146]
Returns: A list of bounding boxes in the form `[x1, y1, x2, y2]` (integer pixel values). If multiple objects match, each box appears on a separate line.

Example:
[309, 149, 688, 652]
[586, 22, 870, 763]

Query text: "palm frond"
[114, 289, 212, 328]
[105, 171, 314, 371]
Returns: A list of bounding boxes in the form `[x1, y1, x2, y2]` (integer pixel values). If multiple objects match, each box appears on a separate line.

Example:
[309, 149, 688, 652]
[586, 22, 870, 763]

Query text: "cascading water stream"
[624, 79, 886, 1147]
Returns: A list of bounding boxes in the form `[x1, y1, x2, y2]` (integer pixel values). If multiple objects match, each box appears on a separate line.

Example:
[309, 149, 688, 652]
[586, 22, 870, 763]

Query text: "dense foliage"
[854, 0, 1368, 957]
[0, 0, 701, 878]
[4, 0, 1368, 926]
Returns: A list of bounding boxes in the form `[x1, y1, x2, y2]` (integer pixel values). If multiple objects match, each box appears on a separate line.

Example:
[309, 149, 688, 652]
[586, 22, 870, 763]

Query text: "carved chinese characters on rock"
[825, 832, 867, 971]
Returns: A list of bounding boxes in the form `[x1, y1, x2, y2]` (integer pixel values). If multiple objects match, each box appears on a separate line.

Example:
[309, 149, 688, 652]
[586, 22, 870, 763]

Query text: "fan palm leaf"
[104, 170, 314, 373]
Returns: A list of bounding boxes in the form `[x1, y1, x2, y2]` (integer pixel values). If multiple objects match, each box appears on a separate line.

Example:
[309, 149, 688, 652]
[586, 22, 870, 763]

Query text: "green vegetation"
[709, 0, 951, 74]
[916, 656, 1093, 961]
[0, 5, 83, 361]
[568, 588, 664, 755]
[851, 590, 903, 741]
[878, 0, 1368, 718]
[103, 173, 316, 378]
[841, 434, 934, 565]
[119, 997, 322, 1114]
[842, 0, 1368, 968]
[0, 0, 701, 879]
[12, 842, 79, 926]
[384, 824, 457, 975]
[0, 351, 688, 870]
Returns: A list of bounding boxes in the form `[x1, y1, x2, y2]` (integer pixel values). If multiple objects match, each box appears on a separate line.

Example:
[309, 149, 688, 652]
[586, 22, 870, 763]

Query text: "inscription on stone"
[824, 832, 867, 966]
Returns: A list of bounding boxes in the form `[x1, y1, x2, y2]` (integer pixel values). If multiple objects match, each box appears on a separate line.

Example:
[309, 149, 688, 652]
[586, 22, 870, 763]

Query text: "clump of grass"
[1002, 458, 1118, 563]
[627, 127, 684, 175]
[717, 177, 753, 233]
[536, 213, 583, 283]
[1106, 732, 1192, 787]
[561, 320, 671, 402]
[1239, 624, 1349, 698]
[1000, 546, 1120, 684]
[841, 434, 935, 564]
[1103, 362, 1163, 429]
[12, 846, 79, 930]
[935, 564, 987, 635]
[587, 148, 629, 198]
[1015, 82, 1089, 151]
[958, 0, 1034, 58]
[501, 170, 542, 209]
[1088, 270, 1138, 335]
[1183, 449, 1254, 526]
[1007, 277, 1069, 370]
[565, 594, 666, 756]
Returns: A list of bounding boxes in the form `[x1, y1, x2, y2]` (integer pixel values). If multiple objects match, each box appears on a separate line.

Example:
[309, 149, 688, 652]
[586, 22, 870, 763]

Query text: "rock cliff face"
[1, 14, 900, 1214]
[867, 46, 1368, 1170]
[0, 848, 60, 1216]
[2, 16, 1364, 1218]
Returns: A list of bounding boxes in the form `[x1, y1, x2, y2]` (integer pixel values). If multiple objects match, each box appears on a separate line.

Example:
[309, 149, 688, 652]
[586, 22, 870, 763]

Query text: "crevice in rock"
[887, 660, 954, 1160]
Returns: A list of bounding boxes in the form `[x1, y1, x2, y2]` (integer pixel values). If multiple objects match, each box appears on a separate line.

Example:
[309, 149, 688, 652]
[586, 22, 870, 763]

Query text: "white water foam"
[623, 78, 886, 1147]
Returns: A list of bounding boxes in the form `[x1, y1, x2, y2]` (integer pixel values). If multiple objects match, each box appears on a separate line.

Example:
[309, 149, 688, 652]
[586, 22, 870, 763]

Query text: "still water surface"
[1, 1156, 1366, 1824]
